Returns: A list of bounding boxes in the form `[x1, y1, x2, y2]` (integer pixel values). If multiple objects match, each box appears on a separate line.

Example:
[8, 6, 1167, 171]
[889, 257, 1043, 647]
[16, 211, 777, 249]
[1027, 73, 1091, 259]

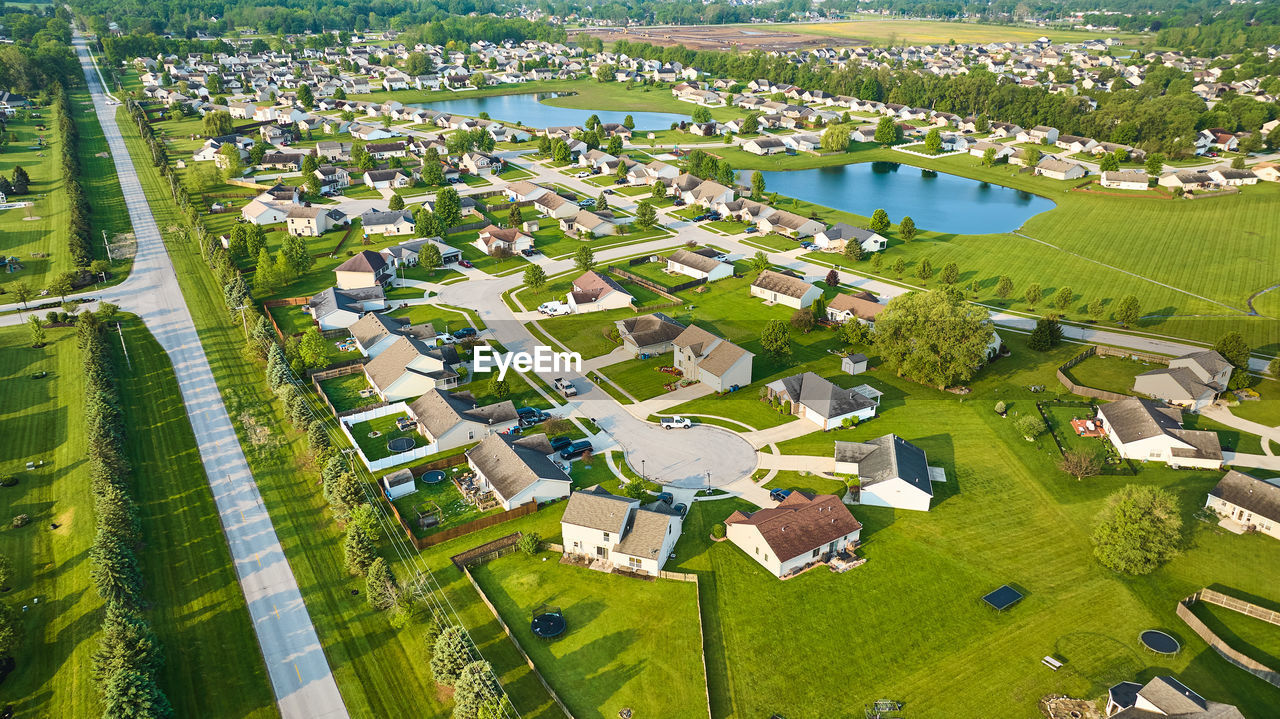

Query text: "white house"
[665, 248, 733, 282]
[475, 224, 533, 255]
[560, 486, 683, 575]
[835, 434, 946, 512]
[348, 311, 412, 358]
[758, 210, 825, 239]
[1096, 397, 1223, 469]
[566, 271, 634, 314]
[363, 337, 462, 401]
[1034, 157, 1088, 180]
[724, 492, 862, 578]
[409, 389, 519, 453]
[1105, 676, 1242, 719]
[241, 199, 289, 225]
[813, 223, 887, 253]
[1133, 350, 1233, 410]
[671, 324, 753, 393]
[766, 372, 881, 430]
[1100, 170, 1150, 190]
[750, 270, 822, 309]
[466, 433, 572, 510]
[307, 286, 386, 330]
[1205, 470, 1280, 540]
[826, 292, 885, 326]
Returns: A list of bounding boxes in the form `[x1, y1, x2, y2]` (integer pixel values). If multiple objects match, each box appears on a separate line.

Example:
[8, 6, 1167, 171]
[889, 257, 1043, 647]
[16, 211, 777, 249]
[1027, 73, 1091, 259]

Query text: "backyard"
[1188, 598, 1280, 672]
[319, 372, 381, 414]
[468, 551, 709, 719]
[347, 412, 420, 461]
[387, 470, 500, 539]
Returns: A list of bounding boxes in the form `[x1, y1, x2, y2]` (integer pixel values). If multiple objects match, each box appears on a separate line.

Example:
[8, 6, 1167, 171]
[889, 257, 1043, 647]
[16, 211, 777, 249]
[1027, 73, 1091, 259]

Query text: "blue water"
[756, 162, 1055, 235]
[407, 92, 689, 130]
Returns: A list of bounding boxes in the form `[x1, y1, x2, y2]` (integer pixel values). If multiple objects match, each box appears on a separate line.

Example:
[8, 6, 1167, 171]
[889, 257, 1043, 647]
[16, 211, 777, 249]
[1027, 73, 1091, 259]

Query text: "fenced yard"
[388, 470, 502, 540]
[347, 412, 419, 462]
[318, 373, 380, 414]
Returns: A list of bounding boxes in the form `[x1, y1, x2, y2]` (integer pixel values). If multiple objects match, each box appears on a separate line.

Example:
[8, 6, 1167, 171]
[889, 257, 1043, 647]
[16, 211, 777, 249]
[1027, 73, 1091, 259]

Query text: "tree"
[1145, 153, 1165, 177]
[839, 318, 870, 346]
[219, 142, 243, 179]
[573, 245, 595, 273]
[488, 376, 510, 400]
[749, 251, 770, 273]
[760, 319, 791, 359]
[750, 170, 765, 200]
[995, 276, 1014, 300]
[1054, 286, 1074, 313]
[652, 181, 666, 199]
[299, 327, 329, 369]
[843, 241, 864, 262]
[1024, 283, 1043, 308]
[892, 258, 906, 277]
[523, 265, 547, 294]
[790, 308, 815, 333]
[924, 128, 943, 155]
[431, 626, 472, 687]
[202, 110, 234, 137]
[101, 666, 173, 719]
[635, 201, 657, 229]
[553, 140, 570, 163]
[940, 262, 959, 285]
[1059, 450, 1101, 480]
[606, 135, 623, 156]
[915, 258, 934, 282]
[48, 271, 76, 302]
[868, 209, 890, 233]
[1015, 413, 1047, 440]
[388, 194, 405, 211]
[874, 288, 993, 388]
[1099, 152, 1120, 172]
[1087, 298, 1105, 322]
[873, 117, 898, 146]
[1114, 295, 1142, 327]
[595, 191, 608, 212]
[27, 315, 44, 348]
[1231, 155, 1246, 170]
[1027, 317, 1063, 351]
[365, 557, 398, 611]
[1214, 331, 1253, 389]
[10, 166, 29, 195]
[741, 114, 759, 134]
[981, 146, 997, 167]
[1269, 356, 1280, 380]
[821, 123, 851, 153]
[1024, 147, 1042, 167]
[0, 554, 10, 591]
[296, 83, 314, 108]
[622, 115, 635, 130]
[8, 281, 34, 309]
[825, 269, 839, 288]
[1092, 485, 1182, 575]
[281, 234, 313, 278]
[454, 661, 501, 719]
[898, 215, 916, 242]
[434, 187, 461, 227]
[517, 532, 542, 556]
[343, 523, 376, 577]
[507, 204, 523, 230]
[691, 106, 712, 124]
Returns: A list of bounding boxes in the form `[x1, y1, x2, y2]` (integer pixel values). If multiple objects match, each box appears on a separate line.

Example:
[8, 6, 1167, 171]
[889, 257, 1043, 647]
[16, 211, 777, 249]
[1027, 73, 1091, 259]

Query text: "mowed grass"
[0, 320, 275, 718]
[789, 18, 1146, 45]
[1189, 599, 1280, 670]
[468, 552, 708, 719]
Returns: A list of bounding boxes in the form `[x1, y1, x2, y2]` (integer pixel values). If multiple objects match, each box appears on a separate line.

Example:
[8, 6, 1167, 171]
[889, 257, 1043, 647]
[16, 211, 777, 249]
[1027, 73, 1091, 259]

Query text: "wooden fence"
[1178, 589, 1280, 689]
[387, 498, 540, 551]
[608, 264, 705, 296]
[1055, 345, 1168, 401]
[450, 532, 524, 568]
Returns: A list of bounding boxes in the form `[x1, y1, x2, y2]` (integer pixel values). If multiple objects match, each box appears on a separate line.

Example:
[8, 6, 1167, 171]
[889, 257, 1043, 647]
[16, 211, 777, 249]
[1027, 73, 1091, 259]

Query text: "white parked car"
[574, 171, 590, 179]
[539, 302, 571, 316]
[660, 416, 692, 430]
[432, 333, 457, 344]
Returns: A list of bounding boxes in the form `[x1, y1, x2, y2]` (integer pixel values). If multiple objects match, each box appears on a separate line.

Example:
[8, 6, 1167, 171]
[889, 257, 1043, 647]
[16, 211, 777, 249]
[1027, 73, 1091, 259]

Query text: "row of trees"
[80, 310, 175, 718]
[53, 83, 95, 268]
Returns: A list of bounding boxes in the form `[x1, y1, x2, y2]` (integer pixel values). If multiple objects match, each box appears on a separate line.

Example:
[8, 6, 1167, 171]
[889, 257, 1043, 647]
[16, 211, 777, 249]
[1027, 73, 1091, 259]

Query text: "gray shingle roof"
[561, 486, 635, 534]
[467, 433, 569, 503]
[408, 388, 517, 440]
[768, 372, 875, 420]
[835, 434, 932, 497]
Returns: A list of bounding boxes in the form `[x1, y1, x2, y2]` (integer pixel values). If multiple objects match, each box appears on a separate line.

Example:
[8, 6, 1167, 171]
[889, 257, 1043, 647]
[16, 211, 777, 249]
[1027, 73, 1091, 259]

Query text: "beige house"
[409, 389, 519, 453]
[826, 292, 884, 325]
[466, 433, 572, 510]
[1133, 350, 1232, 411]
[1100, 170, 1150, 190]
[750, 270, 822, 309]
[532, 191, 578, 219]
[666, 248, 733, 282]
[561, 210, 617, 237]
[475, 224, 533, 255]
[1205, 470, 1280, 539]
[334, 250, 392, 289]
[672, 324, 753, 392]
[615, 313, 686, 358]
[560, 486, 683, 575]
[566, 271, 634, 314]
[1034, 156, 1088, 180]
[758, 210, 825, 238]
[363, 337, 462, 401]
[724, 492, 862, 578]
[285, 206, 345, 236]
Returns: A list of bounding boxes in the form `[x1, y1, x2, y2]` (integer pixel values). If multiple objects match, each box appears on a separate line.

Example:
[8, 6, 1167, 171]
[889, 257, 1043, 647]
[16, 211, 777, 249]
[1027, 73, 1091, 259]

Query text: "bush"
[994, 400, 1007, 415]
[10, 514, 29, 529]
[1014, 413, 1046, 440]
[711, 522, 726, 539]
[517, 532, 542, 556]
[0, 477, 16, 488]
[1092, 485, 1182, 575]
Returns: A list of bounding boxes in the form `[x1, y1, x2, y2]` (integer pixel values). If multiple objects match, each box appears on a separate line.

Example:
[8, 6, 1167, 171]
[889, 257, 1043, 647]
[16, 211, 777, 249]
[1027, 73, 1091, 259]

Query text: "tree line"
[53, 83, 96, 268]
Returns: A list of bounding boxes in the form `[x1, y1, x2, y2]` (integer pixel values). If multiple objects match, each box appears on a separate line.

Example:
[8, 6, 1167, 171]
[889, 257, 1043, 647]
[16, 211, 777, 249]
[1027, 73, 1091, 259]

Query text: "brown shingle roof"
[827, 293, 884, 321]
[724, 493, 861, 563]
[752, 269, 816, 299]
[667, 248, 723, 274]
[561, 486, 634, 534]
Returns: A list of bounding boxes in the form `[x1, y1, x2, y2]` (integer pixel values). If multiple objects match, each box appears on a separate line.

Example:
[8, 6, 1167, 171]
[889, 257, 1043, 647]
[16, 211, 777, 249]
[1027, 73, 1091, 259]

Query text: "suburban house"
[1158, 170, 1215, 190]
[681, 179, 736, 207]
[766, 372, 882, 430]
[363, 168, 414, 189]
[1132, 350, 1233, 410]
[758, 210, 826, 239]
[1207, 168, 1259, 186]
[671, 324, 753, 392]
[314, 164, 351, 192]
[348, 311, 416, 358]
[742, 137, 787, 155]
[1204, 470, 1280, 540]
[750, 270, 822, 309]
[466, 433, 572, 510]
[504, 180, 549, 203]
[532, 192, 578, 219]
[1034, 156, 1088, 180]
[380, 237, 461, 268]
[360, 209, 415, 237]
[241, 199, 289, 225]
[363, 336, 461, 401]
[724, 492, 862, 578]
[566, 271, 634, 314]
[561, 210, 617, 238]
[334, 250, 392, 289]
[1101, 170, 1150, 190]
[826, 292, 885, 326]
[1017, 125, 1060, 144]
[1105, 676, 1243, 718]
[409, 389, 519, 453]
[835, 434, 946, 512]
[560, 486, 683, 575]
[307, 286, 387, 330]
[616, 313, 687, 358]
[285, 206, 345, 236]
[666, 248, 733, 282]
[475, 225, 533, 255]
[1096, 397, 1223, 470]
[813, 223, 887, 253]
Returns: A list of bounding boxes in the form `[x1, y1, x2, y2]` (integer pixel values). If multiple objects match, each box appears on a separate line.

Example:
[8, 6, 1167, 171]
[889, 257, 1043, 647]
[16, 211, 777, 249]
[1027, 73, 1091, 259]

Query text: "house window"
[812, 548, 820, 559]
[628, 557, 642, 569]
[603, 532, 610, 542]
[572, 541, 580, 550]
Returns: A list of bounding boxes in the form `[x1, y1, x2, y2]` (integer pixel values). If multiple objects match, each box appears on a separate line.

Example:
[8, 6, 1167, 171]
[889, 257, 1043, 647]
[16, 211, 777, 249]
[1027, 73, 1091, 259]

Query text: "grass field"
[789, 18, 1147, 45]
[1189, 599, 1280, 671]
[0, 320, 275, 718]
[598, 356, 678, 401]
[468, 552, 708, 719]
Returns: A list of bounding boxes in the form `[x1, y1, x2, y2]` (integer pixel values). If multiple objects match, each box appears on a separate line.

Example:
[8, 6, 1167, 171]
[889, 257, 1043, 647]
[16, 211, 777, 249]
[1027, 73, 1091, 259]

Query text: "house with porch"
[724, 492, 862, 578]
[835, 434, 946, 512]
[766, 372, 881, 430]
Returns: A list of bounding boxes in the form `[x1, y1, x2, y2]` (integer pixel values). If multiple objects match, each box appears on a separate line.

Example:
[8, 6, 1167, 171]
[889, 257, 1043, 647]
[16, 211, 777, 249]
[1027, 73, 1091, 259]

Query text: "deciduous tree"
[1024, 283, 1043, 308]
[573, 245, 595, 273]
[1092, 485, 1182, 575]
[1059, 450, 1101, 480]
[868, 208, 889, 233]
[1114, 295, 1142, 327]
[761, 319, 791, 359]
[898, 215, 916, 241]
[873, 288, 993, 389]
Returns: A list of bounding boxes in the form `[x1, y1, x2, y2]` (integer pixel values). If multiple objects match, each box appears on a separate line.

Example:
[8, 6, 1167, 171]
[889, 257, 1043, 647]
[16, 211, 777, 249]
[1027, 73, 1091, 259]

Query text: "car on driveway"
[660, 416, 692, 430]
[769, 488, 792, 502]
[574, 171, 590, 178]
[800, 241, 816, 250]
[458, 259, 474, 268]
[673, 502, 688, 518]
[452, 327, 477, 340]
[538, 301, 571, 316]
[432, 333, 457, 345]
[577, 199, 595, 208]
[744, 225, 758, 233]
[558, 440, 593, 460]
[549, 436, 573, 453]
[521, 248, 540, 257]
[656, 492, 674, 505]
[614, 178, 628, 185]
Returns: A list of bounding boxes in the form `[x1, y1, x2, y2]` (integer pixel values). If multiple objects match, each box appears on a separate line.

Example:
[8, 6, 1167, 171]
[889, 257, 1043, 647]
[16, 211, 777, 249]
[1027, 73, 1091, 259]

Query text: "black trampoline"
[387, 436, 416, 453]
[531, 605, 566, 639]
[1140, 630, 1180, 655]
[422, 470, 446, 484]
[982, 585, 1024, 611]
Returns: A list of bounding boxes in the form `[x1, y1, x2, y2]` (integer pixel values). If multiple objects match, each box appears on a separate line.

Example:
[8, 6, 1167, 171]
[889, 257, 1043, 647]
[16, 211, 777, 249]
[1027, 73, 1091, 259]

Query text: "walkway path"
[70, 32, 347, 719]
[755, 453, 836, 473]
[1202, 404, 1280, 457]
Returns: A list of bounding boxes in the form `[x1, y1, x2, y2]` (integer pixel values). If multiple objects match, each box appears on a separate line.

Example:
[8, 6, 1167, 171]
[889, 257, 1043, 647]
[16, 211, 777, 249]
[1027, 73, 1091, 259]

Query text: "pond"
[756, 161, 1055, 235]
[408, 92, 689, 130]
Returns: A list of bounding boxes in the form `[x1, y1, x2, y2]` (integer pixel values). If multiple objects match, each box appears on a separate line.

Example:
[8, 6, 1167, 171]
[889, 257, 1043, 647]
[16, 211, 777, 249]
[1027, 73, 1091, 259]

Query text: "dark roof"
[308, 285, 384, 317]
[820, 222, 879, 243]
[359, 209, 413, 228]
[768, 372, 875, 420]
[335, 249, 387, 274]
[466, 433, 569, 502]
[1209, 471, 1280, 523]
[834, 434, 932, 497]
[724, 493, 861, 564]
[1098, 398, 1183, 444]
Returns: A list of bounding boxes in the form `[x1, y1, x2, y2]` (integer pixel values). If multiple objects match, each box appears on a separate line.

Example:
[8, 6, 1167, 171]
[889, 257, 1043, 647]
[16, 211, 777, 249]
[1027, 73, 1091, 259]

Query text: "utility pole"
[233, 303, 252, 338]
[102, 229, 113, 261]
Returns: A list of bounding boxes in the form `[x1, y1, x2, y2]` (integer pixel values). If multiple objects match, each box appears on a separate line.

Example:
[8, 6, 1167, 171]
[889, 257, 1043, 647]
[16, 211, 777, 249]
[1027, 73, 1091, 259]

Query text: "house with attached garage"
[349, 312, 415, 358]
[240, 199, 290, 226]
[835, 434, 946, 512]
[968, 140, 1017, 161]
[750, 270, 822, 309]
[363, 336, 462, 401]
[826, 292, 884, 326]
[758, 210, 826, 239]
[1016, 125, 1059, 144]
[531, 191, 578, 220]
[566, 271, 634, 314]
[743, 137, 787, 155]
[359, 209, 415, 237]
[671, 324, 753, 392]
[409, 389, 519, 454]
[682, 179, 736, 208]
[363, 168, 415, 190]
[1204, 470, 1280, 540]
[1207, 168, 1258, 186]
[560, 486, 683, 575]
[1100, 170, 1150, 190]
[724, 492, 862, 579]
[1096, 397, 1223, 469]
[1105, 675, 1243, 719]
[1034, 156, 1088, 180]
[561, 210, 617, 238]
[1132, 350, 1232, 411]
[766, 372, 881, 430]
[285, 206, 346, 236]
[335, 250, 392, 289]
[1158, 170, 1214, 190]
[466, 433, 572, 510]
[504, 181, 549, 203]
[307, 286, 387, 330]
[615, 313, 687, 358]
[379, 236, 461, 268]
[314, 164, 351, 192]
[812, 223, 886, 253]
[475, 224, 533, 255]
[666, 248, 733, 282]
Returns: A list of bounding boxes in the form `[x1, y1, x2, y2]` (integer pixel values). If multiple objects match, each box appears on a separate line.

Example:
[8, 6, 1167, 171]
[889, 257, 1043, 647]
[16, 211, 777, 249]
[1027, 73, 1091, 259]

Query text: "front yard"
[598, 356, 683, 402]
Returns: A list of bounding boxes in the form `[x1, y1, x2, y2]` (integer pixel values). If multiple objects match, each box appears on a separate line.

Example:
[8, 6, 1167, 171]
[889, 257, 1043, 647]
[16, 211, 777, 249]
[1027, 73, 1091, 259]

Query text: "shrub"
[1014, 413, 1046, 440]
[1092, 485, 1182, 575]
[11, 514, 29, 529]
[711, 522, 726, 539]
[0, 477, 16, 488]
[994, 400, 1007, 414]
[517, 532, 542, 556]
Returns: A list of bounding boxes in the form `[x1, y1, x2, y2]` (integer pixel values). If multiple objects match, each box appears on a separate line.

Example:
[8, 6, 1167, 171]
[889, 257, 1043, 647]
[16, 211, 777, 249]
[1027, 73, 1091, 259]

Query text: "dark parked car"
[744, 225, 758, 233]
[452, 327, 477, 340]
[521, 248, 540, 257]
[549, 436, 573, 452]
[769, 488, 792, 502]
[673, 502, 688, 518]
[656, 492, 674, 505]
[559, 440, 593, 460]
[614, 178, 627, 185]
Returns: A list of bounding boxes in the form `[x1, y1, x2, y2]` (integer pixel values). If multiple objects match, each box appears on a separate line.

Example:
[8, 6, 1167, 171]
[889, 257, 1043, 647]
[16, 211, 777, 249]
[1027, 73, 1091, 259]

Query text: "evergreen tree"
[343, 523, 377, 577]
[431, 626, 473, 687]
[101, 667, 174, 719]
[453, 661, 501, 719]
[365, 557, 398, 610]
[868, 208, 890, 233]
[388, 194, 405, 211]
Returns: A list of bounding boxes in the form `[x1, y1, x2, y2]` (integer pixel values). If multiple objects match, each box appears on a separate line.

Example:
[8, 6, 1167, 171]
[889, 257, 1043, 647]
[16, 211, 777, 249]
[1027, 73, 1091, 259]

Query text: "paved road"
[69, 33, 348, 719]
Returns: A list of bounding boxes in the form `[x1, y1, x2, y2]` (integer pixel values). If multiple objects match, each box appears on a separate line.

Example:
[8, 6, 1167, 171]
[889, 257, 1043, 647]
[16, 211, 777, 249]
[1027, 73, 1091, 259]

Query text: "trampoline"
[982, 585, 1024, 611]
[387, 437, 416, 453]
[422, 470, 446, 484]
[531, 605, 566, 640]
[1140, 630, 1181, 655]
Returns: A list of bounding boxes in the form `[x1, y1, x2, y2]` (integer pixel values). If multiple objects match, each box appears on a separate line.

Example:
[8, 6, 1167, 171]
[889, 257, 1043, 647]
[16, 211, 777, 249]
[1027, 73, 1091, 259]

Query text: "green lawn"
[1229, 377, 1280, 427]
[458, 368, 557, 412]
[1063, 355, 1158, 396]
[762, 470, 848, 497]
[0, 320, 274, 718]
[269, 303, 315, 337]
[348, 412, 419, 462]
[599, 356, 680, 402]
[318, 373, 380, 414]
[1189, 598, 1280, 671]
[468, 552, 708, 719]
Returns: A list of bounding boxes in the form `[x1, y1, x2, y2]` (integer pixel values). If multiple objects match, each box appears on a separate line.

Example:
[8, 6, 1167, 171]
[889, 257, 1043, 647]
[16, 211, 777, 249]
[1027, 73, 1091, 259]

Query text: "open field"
[788, 19, 1148, 45]
[1189, 598, 1280, 671]
[469, 552, 708, 719]
[0, 319, 275, 718]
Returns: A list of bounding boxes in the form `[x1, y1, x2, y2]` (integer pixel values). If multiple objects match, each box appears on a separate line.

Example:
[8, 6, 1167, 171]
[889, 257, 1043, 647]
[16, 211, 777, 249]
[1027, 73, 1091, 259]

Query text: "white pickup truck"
[553, 377, 578, 397]
[660, 416, 692, 430]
